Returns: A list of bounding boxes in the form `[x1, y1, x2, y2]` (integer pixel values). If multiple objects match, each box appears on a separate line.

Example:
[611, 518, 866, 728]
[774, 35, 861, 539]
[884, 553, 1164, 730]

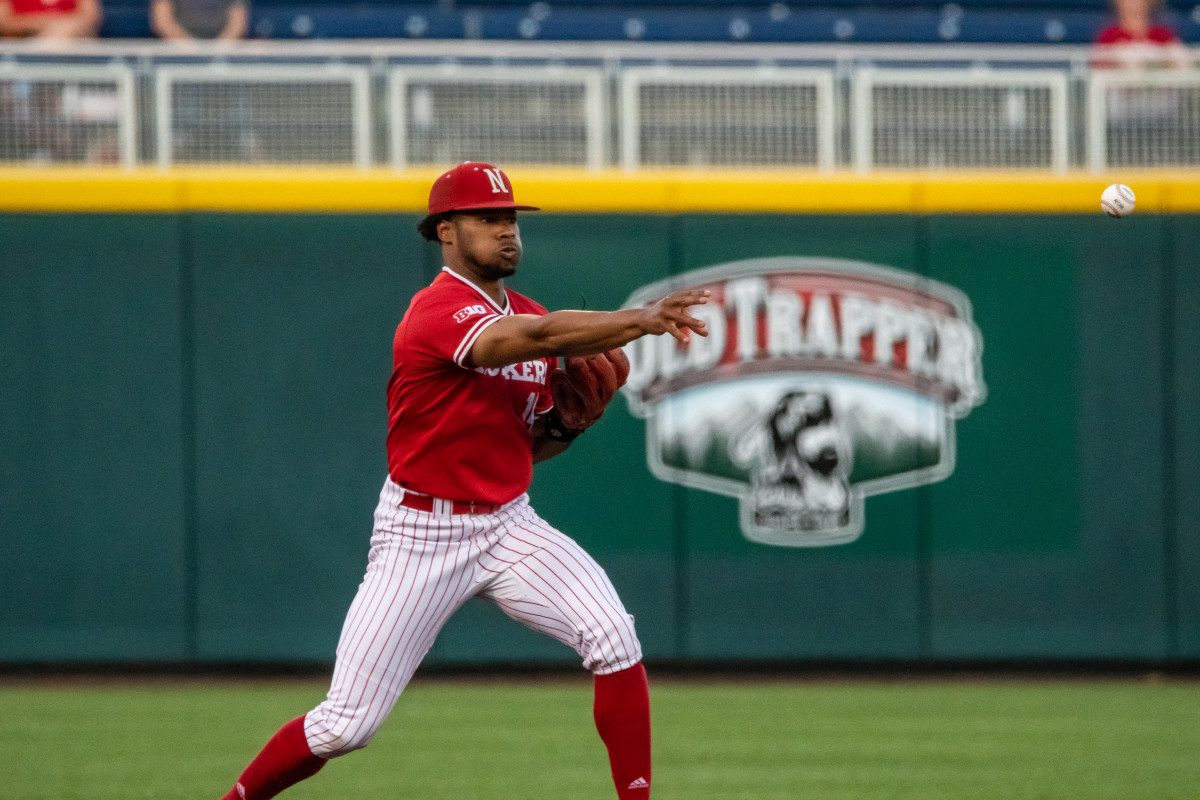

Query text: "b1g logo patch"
[619, 257, 986, 547]
[453, 304, 490, 324]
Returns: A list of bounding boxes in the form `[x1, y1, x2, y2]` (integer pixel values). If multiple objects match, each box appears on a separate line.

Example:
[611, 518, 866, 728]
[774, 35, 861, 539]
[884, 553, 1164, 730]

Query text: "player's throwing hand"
[639, 289, 711, 343]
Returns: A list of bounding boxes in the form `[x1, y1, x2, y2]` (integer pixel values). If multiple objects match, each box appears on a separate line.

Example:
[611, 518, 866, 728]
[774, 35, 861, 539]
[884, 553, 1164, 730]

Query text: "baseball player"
[216, 162, 710, 800]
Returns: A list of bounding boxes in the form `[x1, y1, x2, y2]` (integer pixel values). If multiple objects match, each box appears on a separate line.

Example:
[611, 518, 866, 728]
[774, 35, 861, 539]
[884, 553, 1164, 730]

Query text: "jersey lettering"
[473, 359, 547, 384]
[483, 168, 509, 194]
[521, 392, 538, 427]
[453, 304, 489, 324]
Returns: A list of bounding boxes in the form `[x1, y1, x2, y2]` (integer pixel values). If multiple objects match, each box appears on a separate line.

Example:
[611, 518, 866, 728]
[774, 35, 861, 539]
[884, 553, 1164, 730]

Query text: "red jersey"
[386, 268, 554, 505]
[8, 0, 79, 13]
[1096, 24, 1179, 45]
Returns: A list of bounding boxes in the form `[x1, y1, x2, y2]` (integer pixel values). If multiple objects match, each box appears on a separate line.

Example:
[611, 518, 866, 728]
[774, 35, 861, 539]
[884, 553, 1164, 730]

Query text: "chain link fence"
[390, 66, 605, 168]
[0, 64, 135, 166]
[155, 66, 371, 167]
[1088, 70, 1200, 170]
[620, 67, 835, 169]
[854, 68, 1069, 172]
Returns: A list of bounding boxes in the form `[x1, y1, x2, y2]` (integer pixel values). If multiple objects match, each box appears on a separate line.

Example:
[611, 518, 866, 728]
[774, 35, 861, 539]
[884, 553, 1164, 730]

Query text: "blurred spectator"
[151, 0, 247, 40]
[154, 0, 261, 163]
[0, 0, 101, 39]
[1094, 0, 1191, 159]
[1095, 0, 1190, 69]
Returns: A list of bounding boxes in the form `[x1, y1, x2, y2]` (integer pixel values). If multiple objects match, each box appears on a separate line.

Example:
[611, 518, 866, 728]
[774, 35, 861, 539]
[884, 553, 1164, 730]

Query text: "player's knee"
[308, 726, 376, 758]
[583, 610, 642, 673]
[304, 707, 380, 758]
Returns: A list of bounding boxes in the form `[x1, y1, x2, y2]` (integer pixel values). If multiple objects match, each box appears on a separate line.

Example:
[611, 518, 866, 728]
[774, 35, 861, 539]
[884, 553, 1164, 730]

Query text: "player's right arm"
[467, 288, 710, 369]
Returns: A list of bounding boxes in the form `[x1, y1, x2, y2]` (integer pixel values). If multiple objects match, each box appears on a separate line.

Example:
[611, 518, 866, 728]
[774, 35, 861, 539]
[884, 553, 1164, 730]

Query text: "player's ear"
[437, 216, 456, 245]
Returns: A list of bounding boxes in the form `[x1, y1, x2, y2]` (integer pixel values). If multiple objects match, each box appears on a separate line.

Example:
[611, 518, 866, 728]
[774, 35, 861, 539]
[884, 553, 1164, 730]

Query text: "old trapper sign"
[620, 257, 986, 547]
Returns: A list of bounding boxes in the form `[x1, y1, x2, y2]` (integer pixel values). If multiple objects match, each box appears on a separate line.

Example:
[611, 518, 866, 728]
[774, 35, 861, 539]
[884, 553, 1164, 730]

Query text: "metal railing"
[1, 40, 1197, 171]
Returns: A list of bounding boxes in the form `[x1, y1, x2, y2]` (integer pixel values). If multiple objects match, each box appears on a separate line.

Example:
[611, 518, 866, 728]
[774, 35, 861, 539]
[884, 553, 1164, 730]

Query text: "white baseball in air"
[1101, 184, 1136, 218]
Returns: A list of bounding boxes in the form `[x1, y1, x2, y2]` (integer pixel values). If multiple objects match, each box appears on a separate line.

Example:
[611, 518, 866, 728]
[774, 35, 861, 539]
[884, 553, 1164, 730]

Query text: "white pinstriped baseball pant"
[304, 477, 643, 757]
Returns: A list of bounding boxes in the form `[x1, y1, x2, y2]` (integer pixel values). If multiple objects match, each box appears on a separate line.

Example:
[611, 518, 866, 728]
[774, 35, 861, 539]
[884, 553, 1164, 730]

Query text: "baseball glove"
[549, 348, 631, 432]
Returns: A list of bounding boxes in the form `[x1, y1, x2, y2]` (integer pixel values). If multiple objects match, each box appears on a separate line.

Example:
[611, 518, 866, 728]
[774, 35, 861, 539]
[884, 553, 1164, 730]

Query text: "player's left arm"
[465, 288, 709, 370]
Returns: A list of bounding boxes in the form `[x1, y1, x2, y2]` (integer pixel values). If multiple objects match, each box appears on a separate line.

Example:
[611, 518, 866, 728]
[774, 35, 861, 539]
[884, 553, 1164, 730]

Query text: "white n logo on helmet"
[482, 168, 509, 194]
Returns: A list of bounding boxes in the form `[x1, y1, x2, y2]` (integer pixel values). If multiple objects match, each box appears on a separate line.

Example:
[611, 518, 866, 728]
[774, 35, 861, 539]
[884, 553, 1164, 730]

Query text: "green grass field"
[4, 675, 1199, 800]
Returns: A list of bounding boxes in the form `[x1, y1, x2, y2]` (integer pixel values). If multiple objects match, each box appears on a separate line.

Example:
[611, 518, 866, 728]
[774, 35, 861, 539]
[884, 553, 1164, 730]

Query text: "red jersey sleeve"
[404, 290, 504, 370]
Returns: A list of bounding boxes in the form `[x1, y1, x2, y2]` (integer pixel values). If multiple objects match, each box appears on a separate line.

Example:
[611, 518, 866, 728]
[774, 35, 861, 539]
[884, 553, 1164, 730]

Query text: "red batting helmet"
[426, 162, 540, 216]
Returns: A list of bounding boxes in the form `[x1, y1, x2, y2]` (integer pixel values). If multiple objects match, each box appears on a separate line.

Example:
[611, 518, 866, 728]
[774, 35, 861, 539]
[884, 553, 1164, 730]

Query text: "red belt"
[399, 493, 503, 516]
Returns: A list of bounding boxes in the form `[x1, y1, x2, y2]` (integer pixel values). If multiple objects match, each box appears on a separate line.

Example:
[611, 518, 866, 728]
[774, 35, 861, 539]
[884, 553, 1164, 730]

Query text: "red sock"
[593, 662, 652, 799]
[219, 715, 327, 800]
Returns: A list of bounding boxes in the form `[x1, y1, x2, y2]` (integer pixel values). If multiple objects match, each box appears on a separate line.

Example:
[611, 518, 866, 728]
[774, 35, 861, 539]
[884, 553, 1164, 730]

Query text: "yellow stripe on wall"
[2, 167, 1199, 213]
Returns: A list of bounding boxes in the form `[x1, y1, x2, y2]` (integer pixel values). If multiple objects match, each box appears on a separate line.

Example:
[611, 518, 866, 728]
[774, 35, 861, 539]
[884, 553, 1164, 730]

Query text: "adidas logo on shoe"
[627, 777, 649, 790]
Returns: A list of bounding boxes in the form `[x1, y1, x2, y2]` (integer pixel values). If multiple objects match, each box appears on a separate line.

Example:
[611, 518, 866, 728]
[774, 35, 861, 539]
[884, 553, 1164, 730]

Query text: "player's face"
[445, 210, 523, 281]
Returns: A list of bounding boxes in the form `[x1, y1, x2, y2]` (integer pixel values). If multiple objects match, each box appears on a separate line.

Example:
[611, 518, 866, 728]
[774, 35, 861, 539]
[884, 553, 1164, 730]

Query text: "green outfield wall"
[2, 209, 1197, 665]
